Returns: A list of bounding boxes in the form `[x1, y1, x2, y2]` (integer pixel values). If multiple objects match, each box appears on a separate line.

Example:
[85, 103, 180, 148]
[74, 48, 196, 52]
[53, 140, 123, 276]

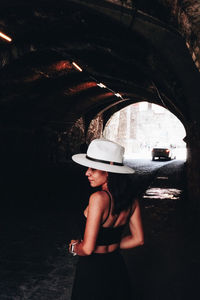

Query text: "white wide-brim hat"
[72, 138, 134, 174]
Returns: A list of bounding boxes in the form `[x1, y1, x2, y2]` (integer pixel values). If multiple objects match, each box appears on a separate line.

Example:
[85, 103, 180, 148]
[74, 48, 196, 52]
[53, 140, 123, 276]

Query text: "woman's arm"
[120, 199, 144, 249]
[71, 192, 105, 256]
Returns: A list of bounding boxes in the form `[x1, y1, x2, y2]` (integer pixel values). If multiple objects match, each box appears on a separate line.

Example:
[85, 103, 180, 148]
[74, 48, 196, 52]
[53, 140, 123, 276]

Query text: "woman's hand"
[69, 239, 79, 253]
[69, 239, 90, 256]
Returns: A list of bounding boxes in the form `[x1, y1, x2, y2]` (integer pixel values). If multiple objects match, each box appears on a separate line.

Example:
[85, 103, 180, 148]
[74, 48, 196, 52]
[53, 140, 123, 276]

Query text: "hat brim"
[72, 154, 135, 174]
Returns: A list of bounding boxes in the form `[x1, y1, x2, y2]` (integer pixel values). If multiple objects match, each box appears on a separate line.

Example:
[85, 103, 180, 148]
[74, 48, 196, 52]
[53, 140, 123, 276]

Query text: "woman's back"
[84, 190, 134, 225]
[82, 190, 135, 253]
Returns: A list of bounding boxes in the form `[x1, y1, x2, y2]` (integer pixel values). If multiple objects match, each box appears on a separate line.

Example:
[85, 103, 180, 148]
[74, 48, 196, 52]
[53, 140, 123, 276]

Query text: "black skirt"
[71, 250, 132, 300]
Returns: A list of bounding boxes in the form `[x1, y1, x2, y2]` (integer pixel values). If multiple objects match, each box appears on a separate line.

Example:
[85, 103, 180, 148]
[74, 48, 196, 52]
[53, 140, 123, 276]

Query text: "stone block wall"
[169, 0, 200, 71]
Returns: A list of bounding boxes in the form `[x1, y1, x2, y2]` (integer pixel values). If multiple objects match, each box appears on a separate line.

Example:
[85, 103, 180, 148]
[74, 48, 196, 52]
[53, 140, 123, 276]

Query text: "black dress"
[71, 250, 132, 300]
[71, 191, 132, 300]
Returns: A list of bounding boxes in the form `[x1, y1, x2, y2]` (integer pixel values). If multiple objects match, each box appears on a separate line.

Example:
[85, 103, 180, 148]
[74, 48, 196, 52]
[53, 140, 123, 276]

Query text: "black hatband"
[86, 155, 123, 166]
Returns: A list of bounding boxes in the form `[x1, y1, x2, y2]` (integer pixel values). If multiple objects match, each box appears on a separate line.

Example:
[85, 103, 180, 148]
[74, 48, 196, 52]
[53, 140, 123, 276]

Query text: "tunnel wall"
[0, 113, 104, 213]
[1, 0, 200, 214]
[185, 122, 200, 214]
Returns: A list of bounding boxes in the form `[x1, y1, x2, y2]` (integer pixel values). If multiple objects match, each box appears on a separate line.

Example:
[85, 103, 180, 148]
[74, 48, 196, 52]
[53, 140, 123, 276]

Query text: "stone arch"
[0, 0, 200, 211]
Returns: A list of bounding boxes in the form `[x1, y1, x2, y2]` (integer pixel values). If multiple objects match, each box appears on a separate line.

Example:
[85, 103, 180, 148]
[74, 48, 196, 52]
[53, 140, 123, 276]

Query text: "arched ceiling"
[0, 0, 200, 132]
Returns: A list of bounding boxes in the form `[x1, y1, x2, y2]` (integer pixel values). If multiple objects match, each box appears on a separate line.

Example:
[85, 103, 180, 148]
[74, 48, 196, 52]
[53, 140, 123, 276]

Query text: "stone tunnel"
[0, 0, 200, 214]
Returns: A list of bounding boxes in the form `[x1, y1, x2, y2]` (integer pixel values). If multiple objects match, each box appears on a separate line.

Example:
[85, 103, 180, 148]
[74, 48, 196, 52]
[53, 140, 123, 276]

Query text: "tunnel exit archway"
[103, 102, 186, 160]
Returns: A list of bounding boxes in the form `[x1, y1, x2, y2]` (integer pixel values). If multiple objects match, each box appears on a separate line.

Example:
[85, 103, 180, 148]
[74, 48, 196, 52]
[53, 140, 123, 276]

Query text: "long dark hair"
[107, 172, 138, 215]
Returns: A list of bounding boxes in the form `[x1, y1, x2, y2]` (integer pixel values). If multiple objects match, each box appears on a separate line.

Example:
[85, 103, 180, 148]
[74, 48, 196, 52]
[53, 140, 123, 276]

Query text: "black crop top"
[80, 191, 128, 246]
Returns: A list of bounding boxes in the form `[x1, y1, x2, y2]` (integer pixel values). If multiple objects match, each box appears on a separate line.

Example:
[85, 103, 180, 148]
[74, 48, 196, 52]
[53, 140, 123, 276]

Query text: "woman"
[69, 138, 144, 300]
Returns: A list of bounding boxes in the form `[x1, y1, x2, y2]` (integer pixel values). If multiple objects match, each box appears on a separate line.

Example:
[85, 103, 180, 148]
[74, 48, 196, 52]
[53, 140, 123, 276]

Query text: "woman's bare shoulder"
[90, 190, 107, 198]
[89, 191, 108, 208]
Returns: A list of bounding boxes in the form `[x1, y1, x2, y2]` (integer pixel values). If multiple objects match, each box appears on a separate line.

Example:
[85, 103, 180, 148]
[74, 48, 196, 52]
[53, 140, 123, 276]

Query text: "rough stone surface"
[106, 0, 200, 70]
[0, 0, 200, 211]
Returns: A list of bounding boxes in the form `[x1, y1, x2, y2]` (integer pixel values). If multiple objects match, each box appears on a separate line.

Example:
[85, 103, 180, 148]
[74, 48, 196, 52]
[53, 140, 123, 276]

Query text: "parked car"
[151, 147, 176, 161]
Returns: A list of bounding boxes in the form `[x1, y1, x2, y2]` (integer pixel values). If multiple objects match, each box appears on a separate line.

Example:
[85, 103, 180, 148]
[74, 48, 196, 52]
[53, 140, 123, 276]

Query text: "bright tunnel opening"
[103, 102, 186, 160]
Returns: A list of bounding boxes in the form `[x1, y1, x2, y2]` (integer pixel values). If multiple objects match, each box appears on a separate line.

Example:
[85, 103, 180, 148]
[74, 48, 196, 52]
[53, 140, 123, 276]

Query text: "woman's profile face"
[85, 168, 108, 188]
